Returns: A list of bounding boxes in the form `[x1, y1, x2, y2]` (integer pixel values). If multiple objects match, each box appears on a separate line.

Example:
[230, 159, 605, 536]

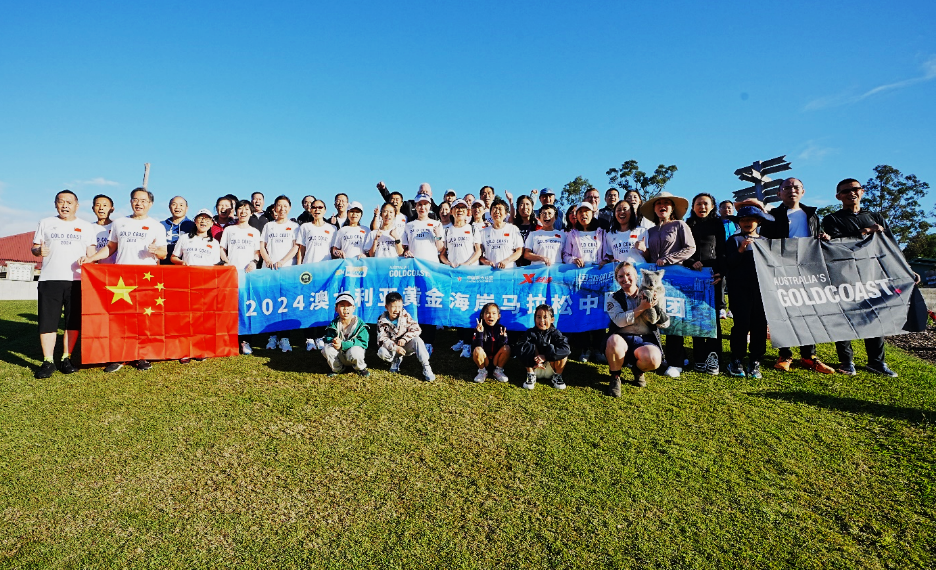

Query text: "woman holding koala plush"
[639, 192, 697, 378]
[604, 262, 664, 395]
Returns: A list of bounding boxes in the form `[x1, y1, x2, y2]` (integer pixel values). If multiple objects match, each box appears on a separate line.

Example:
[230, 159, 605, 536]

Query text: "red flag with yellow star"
[81, 265, 239, 363]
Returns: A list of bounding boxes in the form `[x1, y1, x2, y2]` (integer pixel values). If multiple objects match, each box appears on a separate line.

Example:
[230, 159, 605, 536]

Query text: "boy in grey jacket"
[377, 291, 435, 382]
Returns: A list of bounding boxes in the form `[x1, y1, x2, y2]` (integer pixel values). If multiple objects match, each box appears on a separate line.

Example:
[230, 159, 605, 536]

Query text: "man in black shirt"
[296, 195, 318, 225]
[821, 178, 897, 377]
[248, 192, 270, 232]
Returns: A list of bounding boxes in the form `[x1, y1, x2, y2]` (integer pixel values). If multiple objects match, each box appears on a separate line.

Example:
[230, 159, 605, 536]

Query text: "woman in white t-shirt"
[295, 199, 337, 264]
[523, 204, 565, 266]
[171, 210, 222, 266]
[402, 194, 444, 262]
[332, 201, 369, 259]
[220, 201, 261, 275]
[561, 201, 606, 362]
[260, 196, 299, 269]
[442, 199, 484, 357]
[600, 199, 648, 267]
[366, 203, 404, 258]
[479, 198, 524, 269]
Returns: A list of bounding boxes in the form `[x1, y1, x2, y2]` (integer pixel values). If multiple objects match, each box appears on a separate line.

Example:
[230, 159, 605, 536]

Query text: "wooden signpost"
[732, 155, 791, 203]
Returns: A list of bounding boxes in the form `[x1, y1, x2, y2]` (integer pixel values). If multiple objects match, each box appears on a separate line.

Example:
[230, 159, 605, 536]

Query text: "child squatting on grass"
[376, 291, 435, 382]
[472, 302, 511, 383]
[321, 292, 370, 377]
[515, 304, 571, 391]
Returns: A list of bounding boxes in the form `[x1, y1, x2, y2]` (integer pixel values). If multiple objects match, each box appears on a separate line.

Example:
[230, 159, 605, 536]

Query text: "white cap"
[335, 292, 356, 306]
[472, 199, 486, 208]
[194, 208, 213, 218]
[576, 201, 595, 212]
[347, 201, 364, 212]
[451, 199, 469, 209]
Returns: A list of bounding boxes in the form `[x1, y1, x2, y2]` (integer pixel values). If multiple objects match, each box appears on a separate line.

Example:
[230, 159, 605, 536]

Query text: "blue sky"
[1, 0, 933, 236]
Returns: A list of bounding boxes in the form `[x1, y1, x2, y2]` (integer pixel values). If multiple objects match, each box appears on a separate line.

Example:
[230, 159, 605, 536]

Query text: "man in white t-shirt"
[32, 190, 98, 379]
[402, 193, 444, 261]
[80, 187, 169, 372]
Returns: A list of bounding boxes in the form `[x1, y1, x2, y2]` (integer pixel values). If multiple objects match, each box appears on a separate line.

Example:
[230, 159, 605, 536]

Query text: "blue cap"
[732, 205, 775, 223]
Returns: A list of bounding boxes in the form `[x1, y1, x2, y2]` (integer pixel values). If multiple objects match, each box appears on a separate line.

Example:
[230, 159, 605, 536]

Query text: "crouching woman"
[604, 262, 663, 396]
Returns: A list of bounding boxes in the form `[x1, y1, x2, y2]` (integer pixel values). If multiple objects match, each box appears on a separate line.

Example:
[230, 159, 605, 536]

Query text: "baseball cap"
[452, 199, 469, 209]
[472, 199, 486, 208]
[335, 292, 356, 306]
[576, 201, 595, 212]
[194, 208, 213, 219]
[414, 193, 432, 204]
[347, 201, 364, 212]
[444, 189, 456, 197]
[540, 188, 555, 196]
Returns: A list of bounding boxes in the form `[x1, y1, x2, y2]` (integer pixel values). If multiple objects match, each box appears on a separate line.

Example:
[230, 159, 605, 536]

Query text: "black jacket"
[684, 216, 725, 274]
[759, 204, 821, 239]
[515, 325, 571, 366]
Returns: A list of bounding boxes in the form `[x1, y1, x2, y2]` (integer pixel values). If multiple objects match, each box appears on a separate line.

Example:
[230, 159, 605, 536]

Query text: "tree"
[862, 165, 931, 246]
[559, 176, 595, 211]
[606, 160, 678, 199]
[902, 233, 936, 259]
[817, 204, 838, 219]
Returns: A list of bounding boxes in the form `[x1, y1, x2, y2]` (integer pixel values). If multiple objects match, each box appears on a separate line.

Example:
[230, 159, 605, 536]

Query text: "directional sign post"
[732, 155, 791, 203]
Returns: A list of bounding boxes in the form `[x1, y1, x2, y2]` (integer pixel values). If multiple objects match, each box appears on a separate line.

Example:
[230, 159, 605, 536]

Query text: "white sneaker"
[451, 340, 464, 351]
[551, 373, 567, 390]
[460, 345, 471, 358]
[523, 373, 536, 390]
[240, 341, 253, 355]
[315, 338, 325, 350]
[663, 366, 681, 378]
[473, 368, 488, 383]
[266, 336, 278, 350]
[422, 365, 435, 382]
[279, 338, 292, 352]
[305, 338, 315, 351]
[719, 309, 727, 319]
[493, 367, 508, 383]
[580, 349, 591, 363]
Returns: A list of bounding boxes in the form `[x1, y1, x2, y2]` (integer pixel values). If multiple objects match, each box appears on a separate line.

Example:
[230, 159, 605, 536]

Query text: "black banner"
[752, 234, 919, 348]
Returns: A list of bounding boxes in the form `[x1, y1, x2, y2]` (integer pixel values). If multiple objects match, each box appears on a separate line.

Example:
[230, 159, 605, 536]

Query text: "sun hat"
[335, 292, 356, 307]
[731, 205, 776, 223]
[639, 191, 690, 221]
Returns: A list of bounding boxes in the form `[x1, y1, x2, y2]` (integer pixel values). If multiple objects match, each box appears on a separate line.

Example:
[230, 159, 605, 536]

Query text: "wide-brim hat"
[731, 205, 775, 223]
[640, 191, 690, 220]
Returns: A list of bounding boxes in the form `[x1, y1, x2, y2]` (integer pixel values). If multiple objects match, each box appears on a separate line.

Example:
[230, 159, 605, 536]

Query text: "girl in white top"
[91, 194, 116, 264]
[523, 204, 564, 266]
[332, 201, 369, 259]
[293, 198, 337, 263]
[600, 199, 648, 267]
[366, 203, 404, 258]
[172, 210, 222, 266]
[441, 200, 482, 268]
[402, 195, 444, 261]
[260, 196, 299, 269]
[220, 200, 261, 273]
[562, 202, 605, 267]
[438, 201, 453, 229]
[479, 198, 524, 269]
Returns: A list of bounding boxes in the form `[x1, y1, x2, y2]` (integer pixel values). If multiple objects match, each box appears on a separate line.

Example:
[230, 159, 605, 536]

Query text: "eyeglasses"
[837, 187, 862, 194]
[131, 199, 150, 204]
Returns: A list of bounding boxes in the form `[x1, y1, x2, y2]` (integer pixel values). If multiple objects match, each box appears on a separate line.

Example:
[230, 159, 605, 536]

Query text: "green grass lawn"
[1, 299, 934, 569]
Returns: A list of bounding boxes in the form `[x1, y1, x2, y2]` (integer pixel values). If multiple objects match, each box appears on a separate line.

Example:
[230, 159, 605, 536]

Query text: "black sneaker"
[631, 368, 647, 388]
[355, 368, 370, 377]
[103, 362, 124, 373]
[866, 363, 898, 378]
[607, 374, 622, 397]
[35, 361, 57, 379]
[551, 373, 566, 390]
[747, 361, 762, 379]
[135, 359, 152, 371]
[727, 359, 746, 377]
[60, 358, 78, 374]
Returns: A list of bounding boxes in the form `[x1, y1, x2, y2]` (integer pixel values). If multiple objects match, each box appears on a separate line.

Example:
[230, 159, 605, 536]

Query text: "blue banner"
[238, 258, 716, 337]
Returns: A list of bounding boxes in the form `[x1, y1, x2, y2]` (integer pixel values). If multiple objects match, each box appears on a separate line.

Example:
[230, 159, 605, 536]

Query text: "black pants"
[729, 290, 768, 362]
[835, 337, 885, 368]
[664, 335, 685, 367]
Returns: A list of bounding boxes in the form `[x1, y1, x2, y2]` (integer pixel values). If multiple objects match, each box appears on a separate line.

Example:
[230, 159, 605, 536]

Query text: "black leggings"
[729, 291, 768, 362]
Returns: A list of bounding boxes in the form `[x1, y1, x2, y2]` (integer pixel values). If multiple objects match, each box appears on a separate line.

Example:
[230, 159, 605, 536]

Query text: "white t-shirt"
[262, 220, 298, 268]
[602, 227, 648, 264]
[109, 216, 168, 266]
[564, 229, 602, 264]
[334, 225, 370, 258]
[33, 216, 97, 281]
[174, 233, 222, 266]
[393, 213, 407, 235]
[444, 224, 481, 266]
[221, 224, 261, 273]
[93, 222, 116, 264]
[787, 208, 810, 238]
[297, 222, 337, 264]
[480, 223, 524, 268]
[365, 228, 401, 258]
[402, 219, 442, 261]
[524, 230, 566, 266]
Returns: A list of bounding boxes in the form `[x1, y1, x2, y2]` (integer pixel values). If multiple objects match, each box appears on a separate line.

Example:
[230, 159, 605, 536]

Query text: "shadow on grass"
[0, 313, 42, 370]
[755, 390, 933, 424]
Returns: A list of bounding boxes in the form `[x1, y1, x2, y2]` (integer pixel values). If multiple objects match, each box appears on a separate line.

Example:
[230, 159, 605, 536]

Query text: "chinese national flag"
[81, 265, 239, 363]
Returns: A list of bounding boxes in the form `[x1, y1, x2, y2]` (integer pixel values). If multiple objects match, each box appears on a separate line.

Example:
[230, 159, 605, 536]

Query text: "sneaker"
[278, 338, 292, 352]
[747, 361, 762, 379]
[426, 344, 433, 356]
[866, 363, 898, 378]
[774, 358, 793, 372]
[580, 349, 591, 363]
[473, 368, 488, 383]
[327, 371, 342, 377]
[266, 336, 278, 349]
[801, 358, 834, 374]
[727, 359, 745, 377]
[451, 340, 465, 351]
[595, 352, 608, 364]
[523, 373, 536, 390]
[726, 310, 733, 318]
[692, 362, 707, 373]
[306, 338, 316, 351]
[631, 368, 647, 388]
[607, 374, 622, 397]
[422, 366, 435, 382]
[60, 358, 78, 374]
[493, 367, 508, 383]
[460, 345, 471, 358]
[355, 368, 370, 377]
[35, 361, 57, 379]
[551, 373, 566, 390]
[241, 341, 253, 355]
[663, 366, 681, 378]
[837, 363, 857, 376]
[135, 359, 152, 371]
[390, 356, 402, 373]
[179, 357, 191, 364]
[103, 362, 123, 373]
[719, 309, 727, 319]
[704, 352, 720, 375]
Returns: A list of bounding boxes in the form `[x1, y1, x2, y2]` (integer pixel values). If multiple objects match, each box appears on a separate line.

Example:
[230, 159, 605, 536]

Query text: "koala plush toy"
[638, 268, 670, 328]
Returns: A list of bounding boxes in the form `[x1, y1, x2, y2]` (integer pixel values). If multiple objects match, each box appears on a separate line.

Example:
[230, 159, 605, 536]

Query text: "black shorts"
[607, 332, 655, 366]
[38, 280, 82, 334]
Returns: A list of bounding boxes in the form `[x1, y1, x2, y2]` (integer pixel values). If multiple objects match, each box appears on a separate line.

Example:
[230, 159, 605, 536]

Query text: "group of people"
[32, 177, 907, 397]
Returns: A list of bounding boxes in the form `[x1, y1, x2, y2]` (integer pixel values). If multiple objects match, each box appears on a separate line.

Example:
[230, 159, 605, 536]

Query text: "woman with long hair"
[513, 195, 540, 267]
[684, 193, 725, 375]
[600, 199, 647, 267]
[561, 202, 606, 362]
[623, 190, 655, 230]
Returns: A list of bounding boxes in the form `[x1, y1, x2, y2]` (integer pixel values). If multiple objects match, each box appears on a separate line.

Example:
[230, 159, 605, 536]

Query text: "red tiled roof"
[0, 232, 42, 269]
